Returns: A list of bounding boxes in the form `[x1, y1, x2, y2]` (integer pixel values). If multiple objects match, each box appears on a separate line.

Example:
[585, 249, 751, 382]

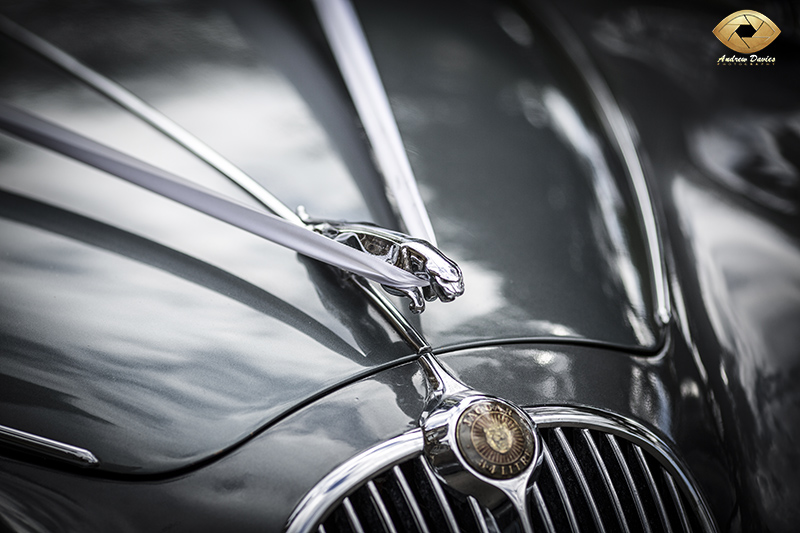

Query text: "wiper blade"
[0, 102, 425, 291]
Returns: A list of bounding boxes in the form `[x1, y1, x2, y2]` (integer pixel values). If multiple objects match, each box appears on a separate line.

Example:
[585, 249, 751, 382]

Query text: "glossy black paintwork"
[0, 188, 418, 474]
[0, 0, 798, 531]
[555, 1, 800, 529]
[0, 1, 423, 475]
[0, 0, 662, 473]
[355, 0, 661, 350]
[226, 0, 402, 231]
[0, 336, 730, 532]
[0, 361, 427, 532]
[438, 336, 736, 525]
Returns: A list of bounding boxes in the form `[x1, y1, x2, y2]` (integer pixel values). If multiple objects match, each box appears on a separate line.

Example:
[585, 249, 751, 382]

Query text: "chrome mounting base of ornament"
[417, 354, 542, 533]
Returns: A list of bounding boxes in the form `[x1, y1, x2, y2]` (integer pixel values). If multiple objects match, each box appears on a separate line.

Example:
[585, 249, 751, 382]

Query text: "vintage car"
[0, 0, 798, 531]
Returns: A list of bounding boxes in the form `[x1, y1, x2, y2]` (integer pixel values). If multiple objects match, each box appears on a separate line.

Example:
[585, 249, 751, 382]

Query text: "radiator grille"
[290, 409, 716, 533]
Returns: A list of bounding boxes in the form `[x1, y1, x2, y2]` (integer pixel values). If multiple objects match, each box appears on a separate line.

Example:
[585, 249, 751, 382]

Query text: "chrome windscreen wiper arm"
[312, 0, 438, 246]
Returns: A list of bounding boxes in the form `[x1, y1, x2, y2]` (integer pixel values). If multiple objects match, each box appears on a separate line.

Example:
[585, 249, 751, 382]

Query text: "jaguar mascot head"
[305, 217, 464, 313]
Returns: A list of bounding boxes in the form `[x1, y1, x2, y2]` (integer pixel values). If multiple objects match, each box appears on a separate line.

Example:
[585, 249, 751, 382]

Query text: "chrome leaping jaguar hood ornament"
[0, 10, 464, 317]
[301, 210, 464, 313]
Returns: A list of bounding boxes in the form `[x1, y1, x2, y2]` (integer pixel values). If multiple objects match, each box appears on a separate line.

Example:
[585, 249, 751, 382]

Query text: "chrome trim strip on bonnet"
[525, 1, 670, 327]
[0, 424, 98, 466]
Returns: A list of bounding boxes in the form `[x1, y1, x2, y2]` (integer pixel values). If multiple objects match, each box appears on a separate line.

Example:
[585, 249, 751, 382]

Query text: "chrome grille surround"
[285, 407, 717, 533]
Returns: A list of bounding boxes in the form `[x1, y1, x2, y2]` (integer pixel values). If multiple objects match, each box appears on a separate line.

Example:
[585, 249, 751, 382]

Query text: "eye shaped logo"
[713, 10, 781, 54]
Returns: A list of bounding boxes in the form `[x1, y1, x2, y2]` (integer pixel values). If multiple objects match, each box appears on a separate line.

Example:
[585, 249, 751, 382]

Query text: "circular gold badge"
[456, 400, 535, 479]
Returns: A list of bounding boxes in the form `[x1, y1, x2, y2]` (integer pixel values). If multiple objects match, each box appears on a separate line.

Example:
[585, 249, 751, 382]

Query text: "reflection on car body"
[1, 0, 799, 531]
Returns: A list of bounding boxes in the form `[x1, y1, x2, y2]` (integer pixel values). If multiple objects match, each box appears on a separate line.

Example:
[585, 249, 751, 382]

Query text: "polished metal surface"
[554, 427, 605, 532]
[418, 456, 458, 533]
[528, 407, 717, 533]
[366, 481, 397, 533]
[286, 405, 716, 533]
[540, 440, 579, 532]
[634, 444, 673, 533]
[0, 424, 98, 466]
[285, 430, 423, 533]
[312, 0, 437, 246]
[417, 353, 539, 529]
[0, 360, 429, 531]
[393, 465, 430, 533]
[435, 331, 735, 528]
[307, 216, 463, 313]
[341, 498, 364, 533]
[532, 484, 556, 533]
[524, 1, 671, 327]
[418, 352, 470, 406]
[580, 428, 630, 533]
[1, 1, 797, 531]
[421, 392, 540, 528]
[557, 3, 800, 528]
[348, 276, 428, 352]
[0, 4, 437, 477]
[664, 471, 692, 533]
[608, 433, 652, 533]
[467, 496, 491, 533]
[0, 12, 454, 349]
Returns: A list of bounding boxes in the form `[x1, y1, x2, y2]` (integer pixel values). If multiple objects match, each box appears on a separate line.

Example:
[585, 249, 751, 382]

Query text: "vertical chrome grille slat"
[580, 429, 631, 533]
[484, 508, 502, 533]
[392, 465, 430, 533]
[418, 457, 459, 533]
[634, 445, 674, 533]
[468, 495, 491, 533]
[532, 483, 557, 533]
[542, 439, 580, 533]
[293, 409, 717, 533]
[555, 427, 607, 533]
[607, 434, 653, 533]
[342, 498, 365, 533]
[366, 481, 397, 533]
[664, 468, 693, 533]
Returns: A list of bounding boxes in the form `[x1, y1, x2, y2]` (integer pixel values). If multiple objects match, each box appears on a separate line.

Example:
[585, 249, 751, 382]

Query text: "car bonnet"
[0, 0, 662, 475]
[353, 0, 665, 351]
